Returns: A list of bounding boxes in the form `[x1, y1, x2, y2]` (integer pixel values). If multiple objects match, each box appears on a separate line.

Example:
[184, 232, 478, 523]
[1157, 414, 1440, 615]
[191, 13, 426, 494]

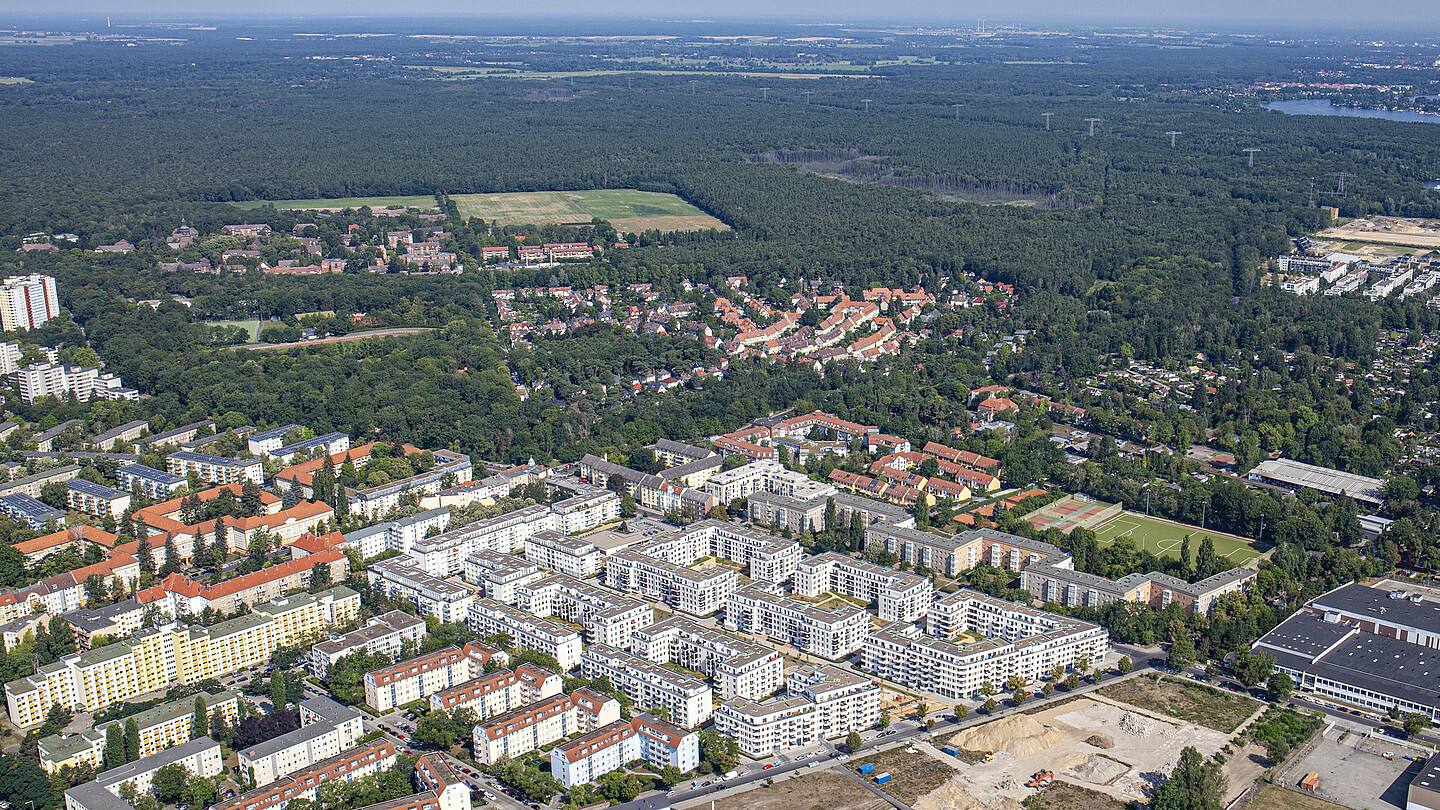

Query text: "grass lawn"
[1021, 781, 1130, 810]
[1098, 675, 1260, 734]
[852, 748, 957, 804]
[712, 770, 879, 810]
[230, 195, 439, 211]
[450, 189, 728, 232]
[1092, 512, 1267, 566]
[202, 319, 261, 342]
[1244, 786, 1351, 810]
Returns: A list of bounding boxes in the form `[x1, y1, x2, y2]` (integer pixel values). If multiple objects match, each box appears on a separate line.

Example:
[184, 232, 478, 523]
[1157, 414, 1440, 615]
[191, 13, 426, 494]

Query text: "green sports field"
[230, 195, 439, 211]
[450, 189, 728, 232]
[1092, 512, 1267, 567]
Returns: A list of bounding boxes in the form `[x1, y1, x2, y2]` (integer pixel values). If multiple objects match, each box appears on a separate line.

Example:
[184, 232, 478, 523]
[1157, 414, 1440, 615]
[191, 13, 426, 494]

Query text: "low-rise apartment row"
[472, 687, 620, 765]
[860, 589, 1109, 700]
[239, 696, 365, 787]
[714, 664, 881, 757]
[7, 587, 357, 727]
[362, 641, 506, 713]
[461, 549, 545, 604]
[551, 713, 700, 789]
[367, 557, 476, 624]
[308, 609, 428, 679]
[407, 489, 619, 577]
[427, 663, 562, 718]
[64, 737, 224, 810]
[213, 739, 398, 810]
[39, 690, 239, 774]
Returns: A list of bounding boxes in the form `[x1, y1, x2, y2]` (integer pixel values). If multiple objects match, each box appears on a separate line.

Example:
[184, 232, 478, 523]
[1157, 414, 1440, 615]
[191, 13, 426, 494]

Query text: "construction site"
[914, 696, 1232, 810]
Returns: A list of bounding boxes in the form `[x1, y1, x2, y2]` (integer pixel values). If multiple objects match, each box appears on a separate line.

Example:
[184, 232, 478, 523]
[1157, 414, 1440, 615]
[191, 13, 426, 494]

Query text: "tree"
[1404, 713, 1430, 737]
[658, 766, 684, 789]
[1267, 673, 1293, 700]
[1013, 689, 1028, 705]
[620, 492, 637, 518]
[1064, 674, 1080, 690]
[983, 698, 998, 713]
[193, 698, 208, 740]
[1118, 656, 1133, 674]
[1266, 739, 1290, 765]
[1167, 637, 1197, 671]
[211, 709, 231, 744]
[151, 764, 190, 804]
[846, 731, 863, 751]
[878, 709, 891, 728]
[954, 705, 968, 721]
[698, 729, 737, 772]
[0, 755, 57, 810]
[185, 776, 217, 809]
[270, 673, 287, 709]
[1006, 675, 1026, 692]
[309, 563, 332, 592]
[104, 724, 125, 770]
[914, 701, 928, 721]
[136, 535, 155, 574]
[981, 681, 996, 697]
[1150, 747, 1224, 810]
[123, 718, 140, 762]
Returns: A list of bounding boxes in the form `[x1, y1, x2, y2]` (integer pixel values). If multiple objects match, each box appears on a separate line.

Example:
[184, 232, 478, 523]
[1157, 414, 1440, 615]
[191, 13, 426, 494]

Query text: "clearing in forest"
[450, 189, 728, 232]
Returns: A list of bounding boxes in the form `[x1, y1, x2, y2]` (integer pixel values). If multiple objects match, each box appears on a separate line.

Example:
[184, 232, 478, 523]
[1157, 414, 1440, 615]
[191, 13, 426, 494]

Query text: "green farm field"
[450, 189, 728, 232]
[230, 195, 439, 211]
[1092, 512, 1267, 567]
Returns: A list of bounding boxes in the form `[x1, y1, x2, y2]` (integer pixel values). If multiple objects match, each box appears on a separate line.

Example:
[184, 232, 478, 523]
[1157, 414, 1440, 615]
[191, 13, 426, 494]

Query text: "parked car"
[762, 764, 773, 770]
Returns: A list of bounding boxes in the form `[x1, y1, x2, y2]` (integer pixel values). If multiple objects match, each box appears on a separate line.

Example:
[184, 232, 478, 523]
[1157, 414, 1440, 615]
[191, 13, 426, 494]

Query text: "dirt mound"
[1085, 734, 1114, 749]
[1118, 712, 1163, 737]
[1071, 755, 1130, 785]
[952, 714, 1067, 757]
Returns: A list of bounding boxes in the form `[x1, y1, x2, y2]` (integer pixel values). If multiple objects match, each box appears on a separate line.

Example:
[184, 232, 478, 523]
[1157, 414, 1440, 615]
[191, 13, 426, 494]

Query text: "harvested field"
[450, 189, 728, 232]
[941, 697, 1229, 805]
[855, 747, 960, 804]
[712, 769, 884, 810]
[1245, 786, 1351, 810]
[1097, 676, 1259, 733]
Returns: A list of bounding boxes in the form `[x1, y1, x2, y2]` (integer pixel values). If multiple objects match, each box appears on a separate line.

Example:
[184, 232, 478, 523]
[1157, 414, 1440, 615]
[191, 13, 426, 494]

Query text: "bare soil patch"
[712, 770, 884, 810]
[1097, 675, 1259, 733]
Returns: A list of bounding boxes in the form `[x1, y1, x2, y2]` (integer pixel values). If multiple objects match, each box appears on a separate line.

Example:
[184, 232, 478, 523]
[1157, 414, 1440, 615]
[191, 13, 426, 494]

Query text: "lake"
[1264, 98, 1440, 125]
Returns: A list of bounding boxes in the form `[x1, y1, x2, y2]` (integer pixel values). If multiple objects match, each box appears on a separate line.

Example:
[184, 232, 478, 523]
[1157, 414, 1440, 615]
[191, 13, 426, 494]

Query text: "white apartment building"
[247, 425, 302, 457]
[550, 489, 621, 533]
[714, 664, 881, 757]
[64, 738, 223, 810]
[428, 663, 562, 718]
[116, 464, 188, 500]
[0, 274, 59, 332]
[0, 342, 23, 376]
[861, 589, 1108, 700]
[362, 641, 506, 713]
[471, 688, 620, 765]
[793, 552, 934, 623]
[523, 530, 604, 579]
[724, 583, 870, 660]
[387, 507, 452, 555]
[239, 697, 364, 787]
[14, 363, 138, 405]
[308, 610, 427, 679]
[516, 574, 652, 649]
[580, 644, 714, 728]
[467, 598, 583, 672]
[347, 449, 472, 520]
[629, 615, 783, 701]
[550, 714, 699, 788]
[462, 550, 545, 604]
[166, 450, 263, 485]
[39, 690, 239, 774]
[604, 549, 736, 616]
[366, 557, 476, 623]
[65, 479, 131, 520]
[703, 459, 836, 505]
[408, 504, 554, 576]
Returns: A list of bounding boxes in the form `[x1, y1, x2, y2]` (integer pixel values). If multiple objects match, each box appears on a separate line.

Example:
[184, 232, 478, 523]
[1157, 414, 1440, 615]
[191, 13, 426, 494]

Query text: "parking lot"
[1277, 726, 1427, 810]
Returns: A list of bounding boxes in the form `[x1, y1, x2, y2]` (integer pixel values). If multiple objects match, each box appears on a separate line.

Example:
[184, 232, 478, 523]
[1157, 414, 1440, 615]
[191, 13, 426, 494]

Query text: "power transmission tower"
[689, 80, 697, 96]
[953, 104, 962, 120]
[1327, 172, 1356, 196]
[1309, 178, 1316, 207]
[760, 87, 770, 101]
[862, 99, 873, 113]
[1244, 148, 1261, 167]
[1042, 112, 1053, 130]
[1166, 130, 1181, 147]
[803, 90, 813, 104]
[1084, 117, 1102, 136]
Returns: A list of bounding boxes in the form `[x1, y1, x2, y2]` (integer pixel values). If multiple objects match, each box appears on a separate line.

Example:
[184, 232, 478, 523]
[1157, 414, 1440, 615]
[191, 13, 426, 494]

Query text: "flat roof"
[1310, 583, 1440, 632]
[67, 478, 129, 499]
[1250, 458, 1384, 503]
[1256, 612, 1440, 712]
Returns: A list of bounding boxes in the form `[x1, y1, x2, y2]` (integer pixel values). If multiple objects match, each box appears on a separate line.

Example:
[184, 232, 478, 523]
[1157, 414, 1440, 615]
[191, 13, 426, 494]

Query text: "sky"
[8, 0, 1440, 30]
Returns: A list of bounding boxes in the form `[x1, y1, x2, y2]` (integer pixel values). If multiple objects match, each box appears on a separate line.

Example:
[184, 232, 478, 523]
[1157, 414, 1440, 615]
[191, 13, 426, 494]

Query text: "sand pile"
[1085, 734, 1114, 749]
[952, 714, 1066, 757]
[1071, 755, 1130, 785]
[1118, 712, 1162, 737]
